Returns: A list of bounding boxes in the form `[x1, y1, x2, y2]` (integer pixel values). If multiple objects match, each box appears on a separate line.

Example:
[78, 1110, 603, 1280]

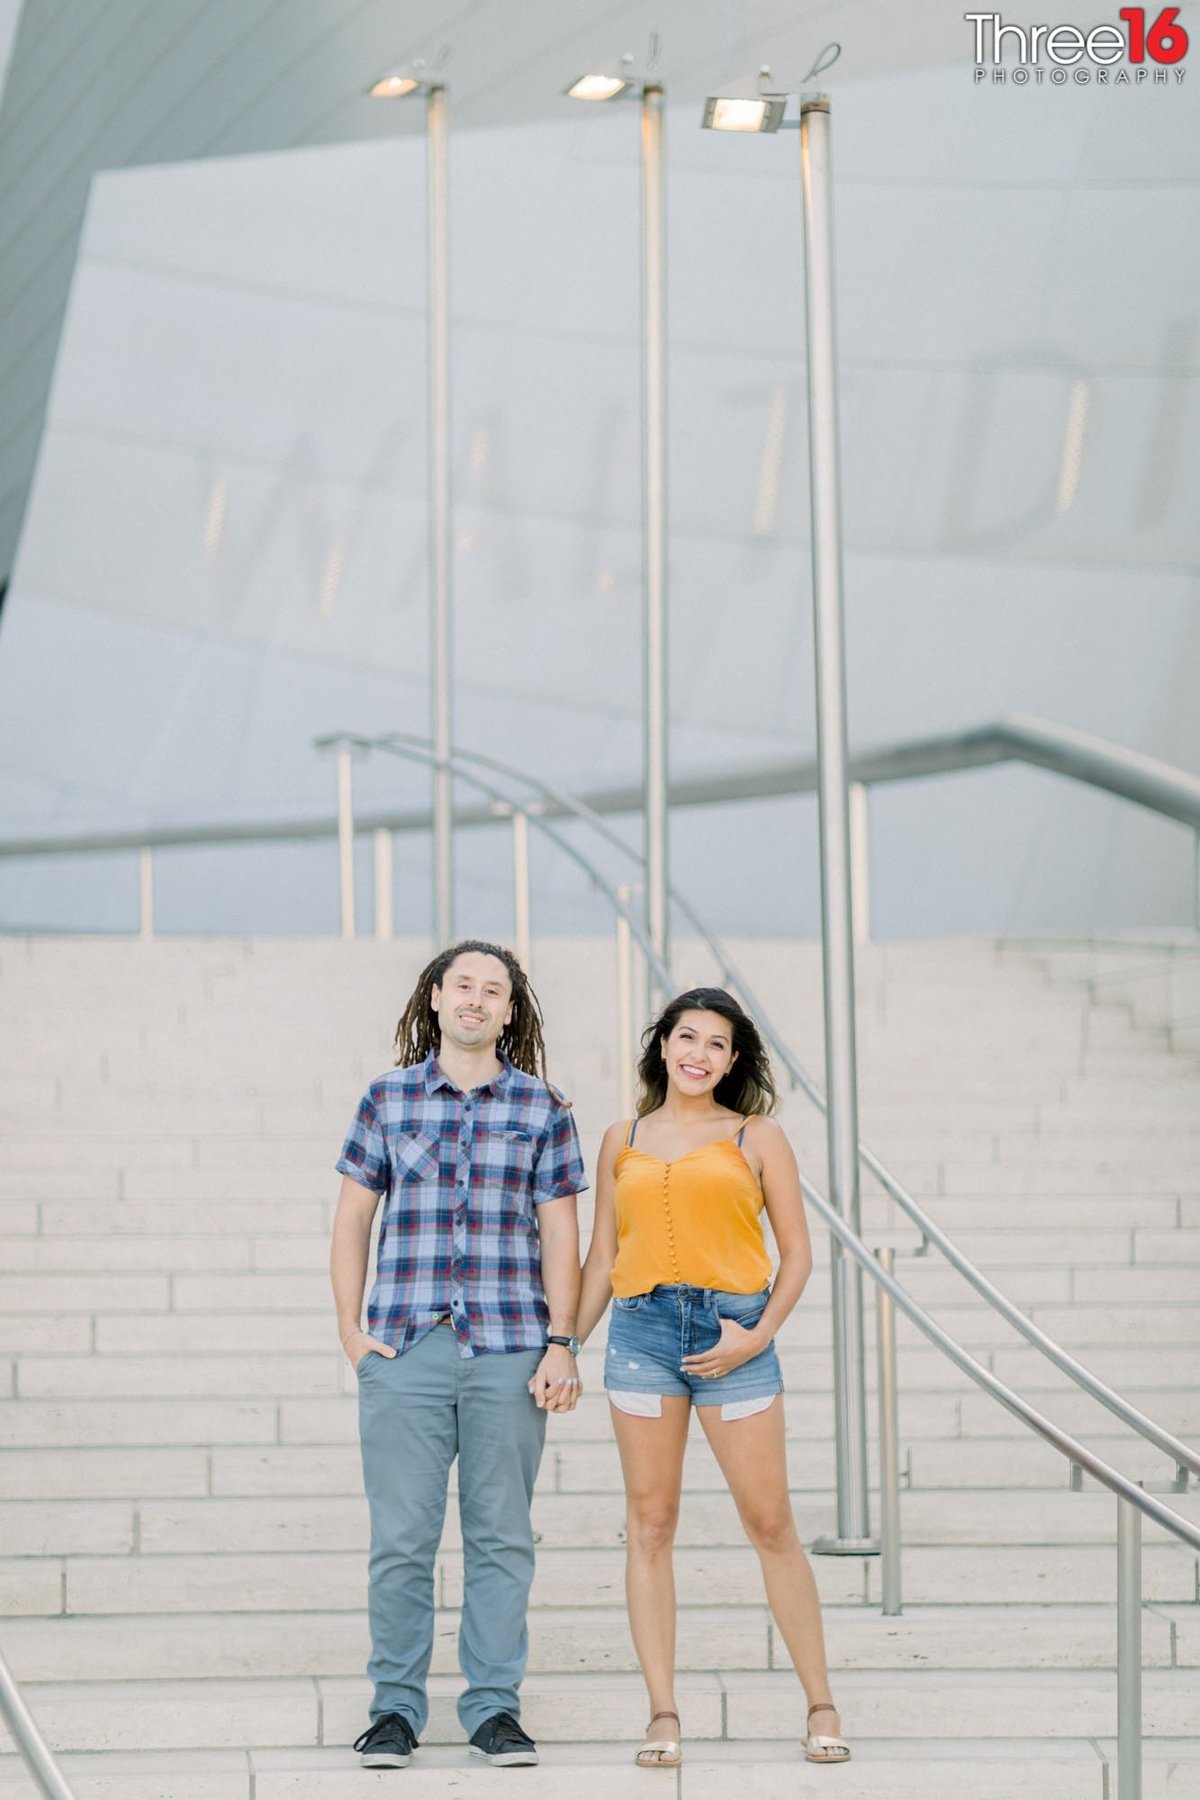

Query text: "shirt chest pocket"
[393, 1132, 441, 1183]
[477, 1128, 536, 1186]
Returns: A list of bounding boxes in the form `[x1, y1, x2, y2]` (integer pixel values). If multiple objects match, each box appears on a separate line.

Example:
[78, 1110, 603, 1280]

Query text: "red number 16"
[1119, 7, 1190, 62]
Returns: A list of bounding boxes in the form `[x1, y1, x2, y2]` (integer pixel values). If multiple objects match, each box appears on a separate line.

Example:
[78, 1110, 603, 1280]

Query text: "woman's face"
[661, 1009, 737, 1100]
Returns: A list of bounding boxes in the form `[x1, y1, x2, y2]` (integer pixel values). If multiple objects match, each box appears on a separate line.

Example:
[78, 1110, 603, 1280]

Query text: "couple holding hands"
[331, 938, 848, 1773]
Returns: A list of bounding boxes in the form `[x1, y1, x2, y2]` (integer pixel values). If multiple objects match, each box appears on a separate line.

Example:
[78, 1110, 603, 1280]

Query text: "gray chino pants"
[356, 1323, 546, 1736]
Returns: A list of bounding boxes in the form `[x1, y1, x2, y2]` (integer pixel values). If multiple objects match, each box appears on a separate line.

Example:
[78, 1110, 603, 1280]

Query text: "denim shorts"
[605, 1283, 784, 1408]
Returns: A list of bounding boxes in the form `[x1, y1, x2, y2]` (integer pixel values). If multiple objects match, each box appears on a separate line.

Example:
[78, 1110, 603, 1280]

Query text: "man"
[331, 939, 585, 1771]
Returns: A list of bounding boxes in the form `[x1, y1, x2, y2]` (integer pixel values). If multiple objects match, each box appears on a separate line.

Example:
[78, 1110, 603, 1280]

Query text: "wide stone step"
[9, 1224, 1189, 1277]
[4, 1537, 1194, 1619]
[1, 1667, 1196, 1761]
[5, 1739, 1197, 1800]
[936, 1164, 1200, 1196]
[1, 1484, 1194, 1556]
[12, 1226, 1194, 1286]
[0, 1602, 1187, 1684]
[1, 1396, 1190, 1491]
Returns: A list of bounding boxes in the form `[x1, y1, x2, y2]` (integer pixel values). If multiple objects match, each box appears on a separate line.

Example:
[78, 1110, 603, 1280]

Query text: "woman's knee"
[742, 1506, 800, 1556]
[626, 1495, 680, 1554]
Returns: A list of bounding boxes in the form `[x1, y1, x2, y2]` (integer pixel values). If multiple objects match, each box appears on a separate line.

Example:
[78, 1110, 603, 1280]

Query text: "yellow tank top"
[610, 1119, 773, 1297]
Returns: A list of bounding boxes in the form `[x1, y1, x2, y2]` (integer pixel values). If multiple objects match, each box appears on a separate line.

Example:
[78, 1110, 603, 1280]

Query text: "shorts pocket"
[715, 1290, 769, 1327]
[613, 1293, 648, 1312]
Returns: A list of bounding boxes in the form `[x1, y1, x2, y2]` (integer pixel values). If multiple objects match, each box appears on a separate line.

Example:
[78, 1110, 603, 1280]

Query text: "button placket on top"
[661, 1164, 682, 1284]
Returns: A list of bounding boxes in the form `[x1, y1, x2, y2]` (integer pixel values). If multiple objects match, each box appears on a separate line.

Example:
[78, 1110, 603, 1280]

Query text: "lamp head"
[565, 52, 637, 101]
[701, 65, 789, 132]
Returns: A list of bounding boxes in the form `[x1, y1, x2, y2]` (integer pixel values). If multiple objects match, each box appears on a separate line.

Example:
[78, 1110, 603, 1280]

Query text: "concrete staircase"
[0, 933, 1197, 1799]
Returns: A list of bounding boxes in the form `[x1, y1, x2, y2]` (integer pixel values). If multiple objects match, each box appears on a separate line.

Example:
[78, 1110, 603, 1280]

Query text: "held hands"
[342, 1327, 396, 1369]
[529, 1344, 582, 1412]
[681, 1317, 763, 1382]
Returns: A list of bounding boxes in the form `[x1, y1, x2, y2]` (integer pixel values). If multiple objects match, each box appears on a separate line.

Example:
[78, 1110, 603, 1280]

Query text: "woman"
[577, 987, 849, 1769]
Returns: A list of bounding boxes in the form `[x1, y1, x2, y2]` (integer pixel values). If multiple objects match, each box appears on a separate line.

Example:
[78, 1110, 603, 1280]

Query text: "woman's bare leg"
[610, 1396, 692, 1757]
[696, 1397, 841, 1736]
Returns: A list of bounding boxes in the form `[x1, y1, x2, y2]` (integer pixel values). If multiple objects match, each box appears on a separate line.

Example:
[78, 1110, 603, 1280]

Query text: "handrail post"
[512, 809, 531, 973]
[337, 745, 355, 941]
[138, 847, 154, 940]
[616, 884, 635, 1120]
[373, 828, 393, 942]
[1117, 1493, 1142, 1800]
[849, 782, 870, 945]
[0, 1648, 78, 1798]
[876, 1246, 902, 1615]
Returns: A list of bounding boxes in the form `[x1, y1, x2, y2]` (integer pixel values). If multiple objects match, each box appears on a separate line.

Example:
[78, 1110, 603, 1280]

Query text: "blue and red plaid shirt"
[336, 1050, 587, 1357]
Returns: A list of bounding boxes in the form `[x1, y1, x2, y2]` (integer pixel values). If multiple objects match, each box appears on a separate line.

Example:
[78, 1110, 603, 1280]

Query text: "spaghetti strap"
[626, 1116, 639, 1147]
[735, 1118, 747, 1147]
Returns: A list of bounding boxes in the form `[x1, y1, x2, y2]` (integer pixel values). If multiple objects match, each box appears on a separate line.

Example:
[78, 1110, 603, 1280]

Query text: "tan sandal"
[804, 1701, 850, 1763]
[635, 1709, 681, 1768]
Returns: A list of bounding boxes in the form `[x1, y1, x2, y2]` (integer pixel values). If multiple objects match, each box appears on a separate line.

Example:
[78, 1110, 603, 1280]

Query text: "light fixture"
[566, 72, 628, 101]
[368, 50, 451, 100]
[703, 94, 787, 132]
[701, 65, 788, 132]
[369, 72, 420, 98]
[565, 52, 638, 102]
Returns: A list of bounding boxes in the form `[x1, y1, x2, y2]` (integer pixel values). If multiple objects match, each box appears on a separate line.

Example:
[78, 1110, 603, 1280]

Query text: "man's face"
[431, 952, 514, 1053]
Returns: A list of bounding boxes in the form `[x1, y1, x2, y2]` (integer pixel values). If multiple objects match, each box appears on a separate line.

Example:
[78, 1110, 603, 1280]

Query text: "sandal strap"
[807, 1702, 839, 1720]
[646, 1710, 680, 1727]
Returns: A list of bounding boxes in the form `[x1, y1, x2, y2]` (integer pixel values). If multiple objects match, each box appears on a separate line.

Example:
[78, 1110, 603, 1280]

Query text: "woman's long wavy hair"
[635, 986, 778, 1119]
[393, 938, 566, 1102]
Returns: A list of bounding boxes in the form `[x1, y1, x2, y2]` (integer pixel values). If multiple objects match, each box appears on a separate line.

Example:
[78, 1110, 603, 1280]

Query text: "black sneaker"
[468, 1710, 538, 1766]
[353, 1712, 418, 1768]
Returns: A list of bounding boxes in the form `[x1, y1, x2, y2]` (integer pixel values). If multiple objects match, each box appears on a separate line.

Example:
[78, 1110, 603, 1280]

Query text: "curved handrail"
[318, 728, 1200, 1554]
[801, 1170, 1200, 1551]
[0, 1648, 76, 1797]
[8, 712, 1200, 860]
[321, 729, 1200, 1486]
[697, 951, 1200, 1486]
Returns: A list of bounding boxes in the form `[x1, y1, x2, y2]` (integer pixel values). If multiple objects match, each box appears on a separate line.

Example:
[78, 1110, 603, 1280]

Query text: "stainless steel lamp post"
[701, 68, 872, 1547]
[369, 63, 455, 945]
[641, 81, 669, 996]
[427, 81, 454, 945]
[566, 60, 670, 998]
[799, 93, 873, 1553]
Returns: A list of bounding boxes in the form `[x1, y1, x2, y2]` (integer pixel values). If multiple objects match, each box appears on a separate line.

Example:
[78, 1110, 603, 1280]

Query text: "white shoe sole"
[360, 1751, 413, 1767]
[469, 1746, 539, 1766]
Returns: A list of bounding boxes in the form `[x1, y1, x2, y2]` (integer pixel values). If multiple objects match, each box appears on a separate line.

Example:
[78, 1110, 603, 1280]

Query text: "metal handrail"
[7, 711, 1200, 859]
[323, 731, 1200, 1562]
[326, 735, 673, 999]
[2, 730, 1196, 1800]
[324, 730, 1200, 1488]
[803, 1171, 1200, 1553]
[0, 1649, 76, 1798]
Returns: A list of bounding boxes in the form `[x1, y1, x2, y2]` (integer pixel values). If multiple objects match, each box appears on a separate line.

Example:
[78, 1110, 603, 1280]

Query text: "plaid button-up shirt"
[336, 1051, 587, 1357]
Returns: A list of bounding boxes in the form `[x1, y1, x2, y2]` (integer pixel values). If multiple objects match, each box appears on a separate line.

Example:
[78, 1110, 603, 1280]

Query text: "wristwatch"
[547, 1333, 581, 1356]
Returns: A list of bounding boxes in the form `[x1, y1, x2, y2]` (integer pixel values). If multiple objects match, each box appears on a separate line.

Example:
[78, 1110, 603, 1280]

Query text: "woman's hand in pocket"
[682, 1317, 763, 1381]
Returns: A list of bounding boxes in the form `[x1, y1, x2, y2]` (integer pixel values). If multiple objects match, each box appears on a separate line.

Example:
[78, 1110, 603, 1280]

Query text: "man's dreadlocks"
[393, 938, 567, 1103]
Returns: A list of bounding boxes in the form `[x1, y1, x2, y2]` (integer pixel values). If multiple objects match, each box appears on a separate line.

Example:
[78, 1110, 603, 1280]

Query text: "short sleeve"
[532, 1102, 588, 1202]
[336, 1089, 391, 1193]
